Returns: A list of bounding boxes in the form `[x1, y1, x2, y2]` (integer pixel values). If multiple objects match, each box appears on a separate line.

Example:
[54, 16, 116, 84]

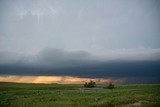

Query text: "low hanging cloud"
[35, 47, 94, 67]
[97, 47, 160, 61]
[0, 47, 160, 65]
[0, 47, 160, 83]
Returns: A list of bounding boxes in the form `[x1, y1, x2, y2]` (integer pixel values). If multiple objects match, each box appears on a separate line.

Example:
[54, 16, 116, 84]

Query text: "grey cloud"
[1, 47, 160, 66]
[0, 0, 160, 55]
[0, 47, 160, 83]
[35, 47, 95, 67]
[97, 47, 160, 61]
[0, 51, 31, 65]
[0, 47, 97, 67]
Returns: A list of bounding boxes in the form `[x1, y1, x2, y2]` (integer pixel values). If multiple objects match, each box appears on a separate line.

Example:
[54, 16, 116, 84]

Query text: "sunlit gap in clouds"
[0, 75, 124, 84]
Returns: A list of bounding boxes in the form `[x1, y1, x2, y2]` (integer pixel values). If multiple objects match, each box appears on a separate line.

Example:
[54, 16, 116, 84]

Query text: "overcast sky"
[0, 0, 160, 83]
[0, 0, 160, 55]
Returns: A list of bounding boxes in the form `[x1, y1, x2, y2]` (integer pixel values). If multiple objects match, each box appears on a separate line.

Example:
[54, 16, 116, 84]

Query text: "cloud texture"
[0, 47, 160, 84]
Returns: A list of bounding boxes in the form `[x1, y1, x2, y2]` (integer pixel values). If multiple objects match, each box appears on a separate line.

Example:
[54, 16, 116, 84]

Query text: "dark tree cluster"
[103, 83, 115, 89]
[84, 80, 96, 88]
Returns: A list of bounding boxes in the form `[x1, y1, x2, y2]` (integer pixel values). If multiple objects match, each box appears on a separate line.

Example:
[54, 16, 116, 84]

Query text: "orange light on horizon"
[0, 75, 124, 84]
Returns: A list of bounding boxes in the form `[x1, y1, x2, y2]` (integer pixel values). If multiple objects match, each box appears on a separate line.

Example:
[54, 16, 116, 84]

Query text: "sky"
[0, 0, 160, 84]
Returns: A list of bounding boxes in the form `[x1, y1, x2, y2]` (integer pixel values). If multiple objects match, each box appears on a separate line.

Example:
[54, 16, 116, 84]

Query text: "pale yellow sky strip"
[0, 75, 124, 84]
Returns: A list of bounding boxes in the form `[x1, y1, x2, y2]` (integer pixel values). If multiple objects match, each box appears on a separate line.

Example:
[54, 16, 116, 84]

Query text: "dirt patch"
[118, 101, 150, 107]
[78, 88, 109, 90]
[132, 101, 142, 106]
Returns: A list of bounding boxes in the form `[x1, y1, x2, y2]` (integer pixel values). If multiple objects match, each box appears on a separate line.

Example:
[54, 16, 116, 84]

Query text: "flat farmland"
[0, 82, 159, 107]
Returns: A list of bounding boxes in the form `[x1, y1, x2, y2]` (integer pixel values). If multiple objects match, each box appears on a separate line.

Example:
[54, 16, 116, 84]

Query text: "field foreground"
[0, 82, 160, 107]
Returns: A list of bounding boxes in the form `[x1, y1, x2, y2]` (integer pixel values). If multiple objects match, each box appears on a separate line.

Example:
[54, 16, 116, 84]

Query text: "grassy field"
[0, 82, 160, 107]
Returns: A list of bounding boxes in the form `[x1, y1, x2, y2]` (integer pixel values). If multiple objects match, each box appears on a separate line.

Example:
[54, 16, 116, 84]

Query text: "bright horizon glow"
[0, 75, 124, 84]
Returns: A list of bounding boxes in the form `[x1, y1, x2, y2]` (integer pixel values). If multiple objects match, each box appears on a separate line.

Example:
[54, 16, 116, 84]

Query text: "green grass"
[0, 82, 160, 107]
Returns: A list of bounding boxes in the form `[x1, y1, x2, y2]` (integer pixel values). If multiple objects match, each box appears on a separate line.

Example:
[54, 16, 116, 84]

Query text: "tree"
[103, 83, 115, 89]
[107, 83, 114, 89]
[84, 80, 96, 88]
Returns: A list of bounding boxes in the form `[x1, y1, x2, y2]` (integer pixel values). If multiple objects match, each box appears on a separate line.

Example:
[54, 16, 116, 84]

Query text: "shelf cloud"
[0, 47, 160, 84]
[0, 47, 160, 66]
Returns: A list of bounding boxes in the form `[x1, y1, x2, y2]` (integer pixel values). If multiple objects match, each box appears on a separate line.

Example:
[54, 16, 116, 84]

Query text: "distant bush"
[103, 83, 115, 89]
[108, 83, 114, 89]
[84, 80, 96, 88]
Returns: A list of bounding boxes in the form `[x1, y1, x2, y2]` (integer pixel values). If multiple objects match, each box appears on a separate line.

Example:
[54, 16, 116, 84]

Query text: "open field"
[0, 82, 160, 107]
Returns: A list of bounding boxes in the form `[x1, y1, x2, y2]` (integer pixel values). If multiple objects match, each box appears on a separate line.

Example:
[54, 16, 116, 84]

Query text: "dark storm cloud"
[0, 47, 160, 83]
[35, 47, 96, 67]
[1, 47, 160, 66]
